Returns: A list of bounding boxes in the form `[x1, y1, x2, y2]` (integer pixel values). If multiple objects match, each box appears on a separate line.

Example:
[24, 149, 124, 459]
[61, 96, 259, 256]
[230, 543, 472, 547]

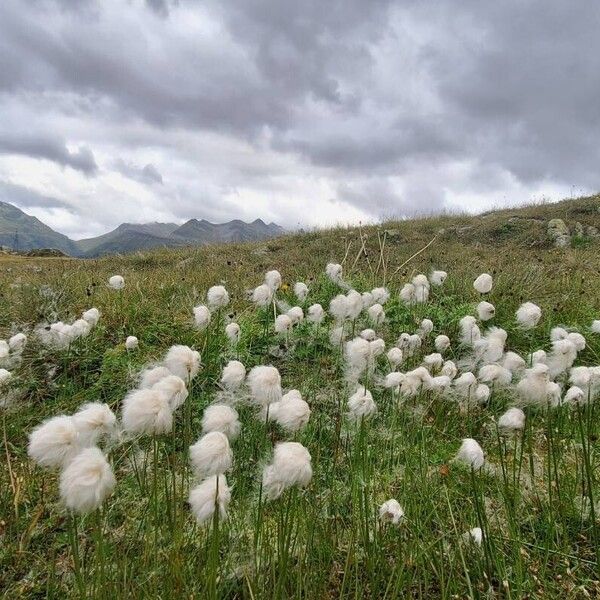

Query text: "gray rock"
[586, 225, 599, 237]
[384, 229, 401, 239]
[574, 222, 585, 237]
[547, 219, 571, 247]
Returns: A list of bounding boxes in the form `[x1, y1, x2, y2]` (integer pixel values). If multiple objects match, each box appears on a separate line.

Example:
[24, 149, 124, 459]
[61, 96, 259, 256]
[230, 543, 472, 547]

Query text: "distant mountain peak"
[0, 201, 283, 256]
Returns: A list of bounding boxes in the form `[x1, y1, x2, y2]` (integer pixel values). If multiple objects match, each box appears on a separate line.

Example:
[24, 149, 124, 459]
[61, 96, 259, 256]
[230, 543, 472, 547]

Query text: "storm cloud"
[0, 0, 597, 238]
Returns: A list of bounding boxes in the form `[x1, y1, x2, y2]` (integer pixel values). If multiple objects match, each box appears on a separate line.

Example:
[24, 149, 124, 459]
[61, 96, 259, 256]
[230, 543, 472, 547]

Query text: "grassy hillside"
[1, 194, 600, 598]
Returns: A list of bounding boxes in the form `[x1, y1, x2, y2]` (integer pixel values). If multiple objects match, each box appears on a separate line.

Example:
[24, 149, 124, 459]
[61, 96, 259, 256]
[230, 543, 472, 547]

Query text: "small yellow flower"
[280, 283, 290, 292]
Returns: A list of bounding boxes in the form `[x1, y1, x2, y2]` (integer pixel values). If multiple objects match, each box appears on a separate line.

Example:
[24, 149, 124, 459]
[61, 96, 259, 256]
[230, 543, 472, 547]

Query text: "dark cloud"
[0, 180, 72, 209]
[0, 135, 98, 175]
[0, 0, 597, 237]
[113, 159, 163, 185]
[145, 0, 180, 18]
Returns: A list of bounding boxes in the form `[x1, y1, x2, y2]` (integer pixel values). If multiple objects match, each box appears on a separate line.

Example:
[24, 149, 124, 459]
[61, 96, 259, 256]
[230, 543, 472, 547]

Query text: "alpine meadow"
[2, 194, 600, 599]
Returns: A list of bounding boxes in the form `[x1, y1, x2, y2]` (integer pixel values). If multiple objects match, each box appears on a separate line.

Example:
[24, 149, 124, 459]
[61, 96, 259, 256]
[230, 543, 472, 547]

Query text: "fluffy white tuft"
[8, 333, 27, 353]
[0, 368, 11, 384]
[516, 302, 542, 329]
[247, 365, 282, 407]
[473, 273, 493, 294]
[329, 294, 348, 323]
[347, 386, 377, 420]
[59, 447, 116, 513]
[429, 270, 447, 286]
[498, 407, 526, 434]
[207, 285, 229, 310]
[546, 339, 577, 379]
[82, 307, 100, 326]
[264, 270, 282, 291]
[475, 383, 490, 404]
[399, 283, 416, 305]
[344, 337, 372, 382]
[225, 322, 240, 345]
[361, 291, 375, 309]
[202, 405, 240, 440]
[502, 352, 526, 375]
[125, 336, 138, 350]
[478, 364, 512, 386]
[262, 442, 312, 500]
[528, 349, 547, 365]
[472, 327, 507, 365]
[108, 275, 125, 290]
[428, 375, 452, 394]
[139, 365, 172, 388]
[379, 499, 404, 524]
[271, 390, 311, 432]
[591, 320, 600, 334]
[164, 345, 201, 381]
[418, 318, 434, 338]
[252, 284, 274, 307]
[371, 287, 390, 305]
[441, 360, 458, 379]
[275, 314, 292, 334]
[459, 316, 481, 346]
[360, 328, 377, 341]
[551, 326, 569, 341]
[152, 375, 188, 411]
[345, 290, 363, 320]
[294, 282, 309, 301]
[122, 389, 173, 435]
[569, 366, 591, 388]
[401, 367, 432, 397]
[193, 305, 211, 330]
[434, 335, 451, 353]
[307, 303, 325, 324]
[384, 372, 406, 390]
[412, 274, 430, 303]
[221, 360, 246, 391]
[188, 475, 231, 524]
[405, 334, 422, 358]
[325, 263, 344, 285]
[71, 320, 91, 339]
[564, 386, 586, 405]
[516, 364, 552, 406]
[476, 301, 495, 321]
[423, 352, 443, 372]
[287, 306, 304, 324]
[370, 338, 385, 357]
[567, 332, 586, 352]
[28, 415, 81, 469]
[455, 438, 484, 470]
[73, 402, 117, 446]
[367, 303, 385, 326]
[387, 347, 403, 368]
[189, 431, 233, 479]
[453, 372, 477, 397]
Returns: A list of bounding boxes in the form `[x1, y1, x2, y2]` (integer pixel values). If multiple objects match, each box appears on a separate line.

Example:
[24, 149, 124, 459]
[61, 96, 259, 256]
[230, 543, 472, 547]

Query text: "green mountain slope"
[0, 201, 77, 254]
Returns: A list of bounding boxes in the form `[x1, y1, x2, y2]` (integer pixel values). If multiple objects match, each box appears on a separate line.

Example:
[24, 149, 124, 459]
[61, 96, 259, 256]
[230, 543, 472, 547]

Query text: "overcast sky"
[0, 0, 598, 239]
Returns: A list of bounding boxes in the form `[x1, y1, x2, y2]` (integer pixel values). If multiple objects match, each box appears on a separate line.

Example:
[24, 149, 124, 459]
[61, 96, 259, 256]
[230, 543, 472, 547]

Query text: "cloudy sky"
[0, 0, 598, 239]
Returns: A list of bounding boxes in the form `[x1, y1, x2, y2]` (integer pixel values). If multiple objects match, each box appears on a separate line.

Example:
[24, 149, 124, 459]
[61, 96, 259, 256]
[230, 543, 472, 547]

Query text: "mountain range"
[0, 201, 284, 257]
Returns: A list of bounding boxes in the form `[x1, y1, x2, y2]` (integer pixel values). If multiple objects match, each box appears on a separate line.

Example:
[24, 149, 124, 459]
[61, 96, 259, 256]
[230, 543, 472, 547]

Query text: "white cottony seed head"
[473, 273, 493, 294]
[455, 438, 485, 470]
[379, 499, 404, 524]
[59, 447, 116, 514]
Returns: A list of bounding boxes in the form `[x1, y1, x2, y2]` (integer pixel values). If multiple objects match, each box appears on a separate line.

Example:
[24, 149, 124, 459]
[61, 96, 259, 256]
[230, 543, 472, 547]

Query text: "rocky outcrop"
[547, 219, 571, 247]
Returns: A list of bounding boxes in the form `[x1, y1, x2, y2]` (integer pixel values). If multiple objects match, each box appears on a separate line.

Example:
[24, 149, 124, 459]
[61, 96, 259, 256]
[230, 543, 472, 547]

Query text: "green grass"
[1, 194, 600, 598]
